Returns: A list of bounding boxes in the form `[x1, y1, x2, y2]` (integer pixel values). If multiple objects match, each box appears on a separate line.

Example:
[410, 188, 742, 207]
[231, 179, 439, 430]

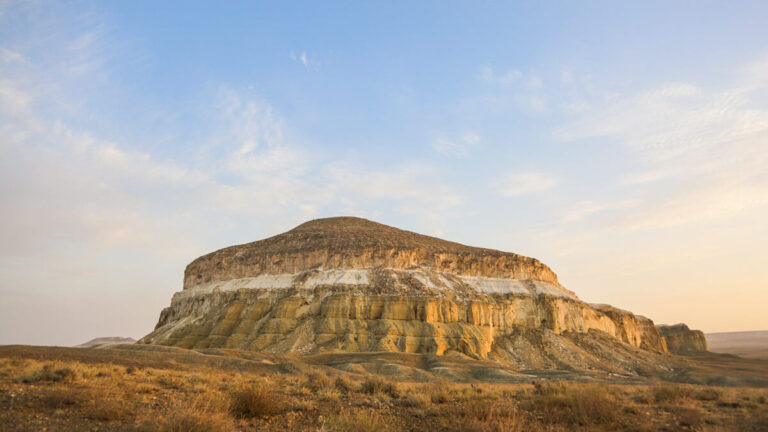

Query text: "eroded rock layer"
[141, 217, 670, 365]
[657, 324, 708, 354]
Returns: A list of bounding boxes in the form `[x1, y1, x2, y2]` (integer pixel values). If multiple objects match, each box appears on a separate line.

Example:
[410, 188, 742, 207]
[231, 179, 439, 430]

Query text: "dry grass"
[428, 385, 453, 404]
[333, 376, 353, 393]
[81, 388, 136, 422]
[39, 388, 84, 409]
[21, 363, 77, 383]
[524, 382, 620, 427]
[302, 371, 333, 393]
[399, 392, 431, 408]
[460, 401, 538, 432]
[150, 405, 235, 432]
[323, 408, 390, 432]
[694, 387, 722, 401]
[652, 383, 694, 403]
[228, 383, 284, 419]
[2, 351, 768, 432]
[359, 376, 400, 398]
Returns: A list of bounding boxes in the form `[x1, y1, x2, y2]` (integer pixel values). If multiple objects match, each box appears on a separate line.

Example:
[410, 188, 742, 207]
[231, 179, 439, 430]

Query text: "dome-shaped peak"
[290, 216, 393, 233]
[276, 216, 489, 253]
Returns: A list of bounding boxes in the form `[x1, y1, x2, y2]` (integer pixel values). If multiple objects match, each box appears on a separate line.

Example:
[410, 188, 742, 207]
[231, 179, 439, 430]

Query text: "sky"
[1, 1, 767, 346]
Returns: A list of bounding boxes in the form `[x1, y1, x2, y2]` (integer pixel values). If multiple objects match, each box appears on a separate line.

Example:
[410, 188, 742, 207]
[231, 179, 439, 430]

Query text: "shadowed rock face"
[657, 324, 709, 353]
[141, 217, 669, 367]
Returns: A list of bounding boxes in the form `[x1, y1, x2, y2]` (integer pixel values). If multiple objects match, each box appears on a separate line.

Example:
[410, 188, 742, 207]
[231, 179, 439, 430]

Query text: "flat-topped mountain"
[183, 216, 561, 290]
[141, 217, 705, 375]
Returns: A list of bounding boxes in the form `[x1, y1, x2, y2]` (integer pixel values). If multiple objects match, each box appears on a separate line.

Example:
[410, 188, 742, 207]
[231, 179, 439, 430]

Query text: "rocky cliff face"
[657, 324, 708, 354]
[141, 217, 668, 366]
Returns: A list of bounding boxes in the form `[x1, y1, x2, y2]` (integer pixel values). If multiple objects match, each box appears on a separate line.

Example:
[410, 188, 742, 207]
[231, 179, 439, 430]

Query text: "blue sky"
[1, 1, 767, 345]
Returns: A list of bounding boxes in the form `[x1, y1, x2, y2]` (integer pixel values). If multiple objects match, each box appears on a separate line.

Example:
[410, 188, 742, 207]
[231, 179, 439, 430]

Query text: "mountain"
[657, 324, 708, 353]
[78, 337, 136, 348]
[140, 216, 704, 375]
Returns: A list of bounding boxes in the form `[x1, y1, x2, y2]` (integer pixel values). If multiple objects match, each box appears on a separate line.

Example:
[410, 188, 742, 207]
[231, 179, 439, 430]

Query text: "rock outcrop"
[657, 324, 708, 354]
[141, 217, 670, 369]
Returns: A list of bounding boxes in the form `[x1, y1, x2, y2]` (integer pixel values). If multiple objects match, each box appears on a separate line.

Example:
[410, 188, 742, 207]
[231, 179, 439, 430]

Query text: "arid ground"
[1, 344, 767, 431]
[708, 331, 768, 361]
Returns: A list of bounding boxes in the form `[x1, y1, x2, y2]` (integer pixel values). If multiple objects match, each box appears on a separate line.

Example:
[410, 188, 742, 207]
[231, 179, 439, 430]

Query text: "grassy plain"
[0, 345, 767, 431]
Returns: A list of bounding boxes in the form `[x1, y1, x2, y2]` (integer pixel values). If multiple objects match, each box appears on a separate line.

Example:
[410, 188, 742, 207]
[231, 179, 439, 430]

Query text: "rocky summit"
[141, 217, 706, 374]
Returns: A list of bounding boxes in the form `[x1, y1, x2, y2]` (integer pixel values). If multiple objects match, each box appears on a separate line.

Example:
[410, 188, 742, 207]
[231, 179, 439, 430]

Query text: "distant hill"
[77, 337, 136, 348]
[707, 331, 768, 360]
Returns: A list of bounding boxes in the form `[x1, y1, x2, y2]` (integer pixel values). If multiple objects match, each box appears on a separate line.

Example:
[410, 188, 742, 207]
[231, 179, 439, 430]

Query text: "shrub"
[155, 373, 186, 390]
[399, 392, 431, 408]
[694, 388, 721, 401]
[135, 383, 157, 394]
[291, 386, 313, 396]
[667, 405, 703, 429]
[430, 389, 452, 404]
[360, 376, 400, 398]
[40, 389, 84, 409]
[317, 388, 342, 402]
[228, 384, 284, 419]
[23, 364, 77, 383]
[291, 398, 318, 412]
[334, 376, 353, 393]
[533, 381, 560, 396]
[653, 384, 693, 403]
[302, 372, 333, 393]
[632, 393, 651, 404]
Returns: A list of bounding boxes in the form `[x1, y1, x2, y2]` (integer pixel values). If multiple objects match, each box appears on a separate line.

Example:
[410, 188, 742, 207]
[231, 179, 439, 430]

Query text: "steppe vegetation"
[1, 348, 767, 431]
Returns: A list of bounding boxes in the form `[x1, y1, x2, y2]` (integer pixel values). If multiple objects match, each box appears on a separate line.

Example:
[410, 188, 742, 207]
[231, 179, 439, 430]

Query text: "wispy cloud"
[479, 66, 521, 85]
[559, 200, 639, 223]
[554, 55, 768, 229]
[492, 172, 561, 197]
[289, 51, 315, 68]
[478, 66, 548, 113]
[0, 48, 25, 64]
[618, 181, 768, 230]
[431, 131, 479, 157]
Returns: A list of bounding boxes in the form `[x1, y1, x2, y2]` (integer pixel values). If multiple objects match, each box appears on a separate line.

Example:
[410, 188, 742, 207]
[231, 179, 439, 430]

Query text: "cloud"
[618, 180, 768, 230]
[479, 66, 521, 85]
[553, 56, 768, 229]
[559, 200, 639, 223]
[0, 7, 467, 344]
[290, 51, 312, 68]
[0, 79, 31, 116]
[431, 131, 479, 157]
[478, 66, 548, 113]
[492, 172, 561, 197]
[324, 161, 464, 209]
[0, 48, 25, 63]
